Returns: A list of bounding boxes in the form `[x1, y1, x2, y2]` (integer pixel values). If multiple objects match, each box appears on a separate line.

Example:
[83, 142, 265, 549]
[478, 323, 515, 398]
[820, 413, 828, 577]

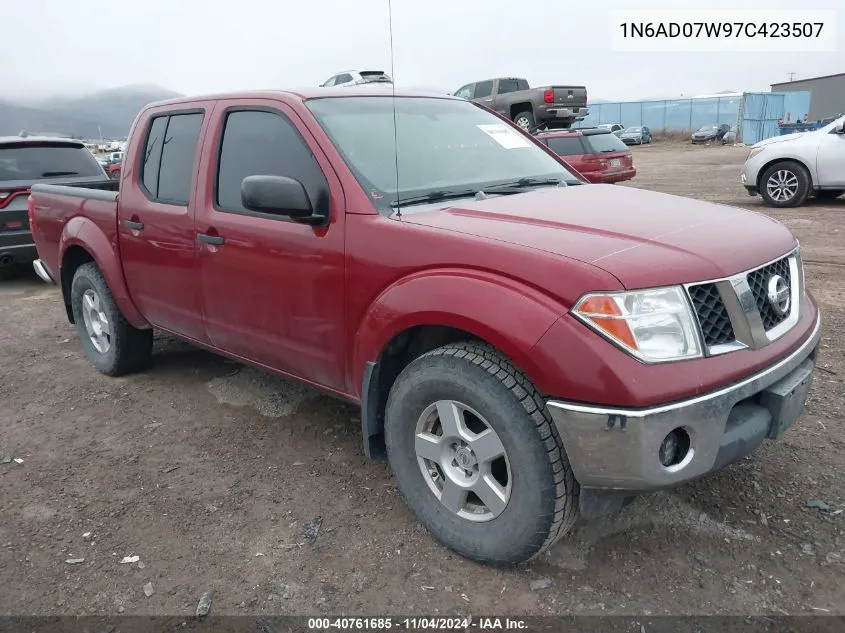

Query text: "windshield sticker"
[476, 124, 531, 149]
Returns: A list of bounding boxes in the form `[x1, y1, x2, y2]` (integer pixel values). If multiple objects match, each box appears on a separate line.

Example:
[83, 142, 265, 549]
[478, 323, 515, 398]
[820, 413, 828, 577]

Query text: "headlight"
[573, 287, 702, 363]
[748, 147, 766, 160]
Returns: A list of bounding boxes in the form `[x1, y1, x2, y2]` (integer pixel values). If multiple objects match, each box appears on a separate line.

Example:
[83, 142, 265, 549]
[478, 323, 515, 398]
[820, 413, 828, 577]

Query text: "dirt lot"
[1, 143, 843, 617]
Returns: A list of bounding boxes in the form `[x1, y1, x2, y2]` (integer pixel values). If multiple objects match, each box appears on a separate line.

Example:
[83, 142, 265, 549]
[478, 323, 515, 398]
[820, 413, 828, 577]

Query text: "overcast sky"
[1, 0, 842, 101]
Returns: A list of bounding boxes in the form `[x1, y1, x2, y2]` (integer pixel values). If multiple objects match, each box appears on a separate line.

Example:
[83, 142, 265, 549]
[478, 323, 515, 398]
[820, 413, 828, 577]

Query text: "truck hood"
[752, 131, 807, 148]
[400, 184, 797, 289]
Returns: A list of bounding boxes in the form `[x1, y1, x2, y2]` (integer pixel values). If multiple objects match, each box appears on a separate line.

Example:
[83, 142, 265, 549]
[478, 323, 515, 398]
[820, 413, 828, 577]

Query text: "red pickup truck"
[29, 88, 821, 566]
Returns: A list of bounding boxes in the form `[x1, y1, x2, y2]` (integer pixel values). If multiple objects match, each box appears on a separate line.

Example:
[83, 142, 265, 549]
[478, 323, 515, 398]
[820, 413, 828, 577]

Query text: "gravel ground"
[1, 142, 843, 617]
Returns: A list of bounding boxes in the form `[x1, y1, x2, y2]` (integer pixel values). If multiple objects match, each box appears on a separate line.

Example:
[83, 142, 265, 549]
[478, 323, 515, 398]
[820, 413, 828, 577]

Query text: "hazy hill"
[0, 84, 182, 138]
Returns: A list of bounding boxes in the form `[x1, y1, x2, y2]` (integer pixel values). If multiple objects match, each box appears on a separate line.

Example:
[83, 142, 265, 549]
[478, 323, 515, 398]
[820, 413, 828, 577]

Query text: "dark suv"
[0, 136, 107, 271]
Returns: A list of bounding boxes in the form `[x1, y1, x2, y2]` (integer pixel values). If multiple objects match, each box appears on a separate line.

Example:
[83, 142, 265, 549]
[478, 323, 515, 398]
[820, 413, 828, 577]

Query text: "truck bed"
[29, 181, 120, 283]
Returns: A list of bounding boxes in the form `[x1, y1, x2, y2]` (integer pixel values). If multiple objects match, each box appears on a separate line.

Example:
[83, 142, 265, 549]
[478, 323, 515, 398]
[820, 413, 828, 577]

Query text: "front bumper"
[546, 313, 820, 491]
[741, 166, 759, 195]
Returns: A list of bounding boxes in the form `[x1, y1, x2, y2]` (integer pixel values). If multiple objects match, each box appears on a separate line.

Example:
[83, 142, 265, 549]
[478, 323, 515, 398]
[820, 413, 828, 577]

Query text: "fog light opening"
[659, 428, 691, 468]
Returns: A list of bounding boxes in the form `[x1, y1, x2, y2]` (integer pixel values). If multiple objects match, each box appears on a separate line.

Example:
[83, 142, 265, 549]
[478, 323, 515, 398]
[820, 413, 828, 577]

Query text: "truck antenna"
[388, 0, 401, 218]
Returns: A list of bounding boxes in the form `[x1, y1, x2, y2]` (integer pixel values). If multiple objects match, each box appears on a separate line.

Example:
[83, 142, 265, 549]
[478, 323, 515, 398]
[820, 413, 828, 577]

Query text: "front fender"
[60, 216, 147, 328]
[351, 268, 567, 396]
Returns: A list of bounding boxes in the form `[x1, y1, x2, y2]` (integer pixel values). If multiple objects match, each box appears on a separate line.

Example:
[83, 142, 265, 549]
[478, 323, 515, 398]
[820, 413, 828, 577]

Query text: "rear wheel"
[815, 190, 844, 200]
[384, 342, 578, 565]
[70, 262, 153, 376]
[513, 111, 535, 131]
[759, 161, 811, 208]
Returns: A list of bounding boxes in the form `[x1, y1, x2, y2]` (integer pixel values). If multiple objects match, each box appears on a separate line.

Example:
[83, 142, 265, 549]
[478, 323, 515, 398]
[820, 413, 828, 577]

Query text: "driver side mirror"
[241, 175, 326, 225]
[836, 121, 845, 134]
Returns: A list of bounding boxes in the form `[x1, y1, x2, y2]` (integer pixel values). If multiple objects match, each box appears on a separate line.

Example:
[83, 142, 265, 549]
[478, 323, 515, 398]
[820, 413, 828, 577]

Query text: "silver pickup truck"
[453, 77, 588, 131]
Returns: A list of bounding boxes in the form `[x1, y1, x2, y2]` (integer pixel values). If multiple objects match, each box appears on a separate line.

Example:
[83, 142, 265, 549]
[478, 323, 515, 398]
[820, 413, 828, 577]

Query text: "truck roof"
[144, 87, 461, 109]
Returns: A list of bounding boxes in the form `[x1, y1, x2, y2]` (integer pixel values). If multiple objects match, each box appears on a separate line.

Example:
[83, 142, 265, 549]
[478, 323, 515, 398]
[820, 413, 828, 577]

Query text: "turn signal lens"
[576, 296, 638, 349]
[573, 287, 703, 363]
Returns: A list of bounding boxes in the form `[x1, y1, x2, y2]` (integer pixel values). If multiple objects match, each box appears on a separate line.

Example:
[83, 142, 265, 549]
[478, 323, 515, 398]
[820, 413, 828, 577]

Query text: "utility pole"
[787, 72, 796, 82]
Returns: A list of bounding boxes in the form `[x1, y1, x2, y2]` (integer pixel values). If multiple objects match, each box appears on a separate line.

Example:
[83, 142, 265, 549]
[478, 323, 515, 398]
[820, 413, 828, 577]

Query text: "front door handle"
[123, 219, 144, 231]
[197, 233, 225, 246]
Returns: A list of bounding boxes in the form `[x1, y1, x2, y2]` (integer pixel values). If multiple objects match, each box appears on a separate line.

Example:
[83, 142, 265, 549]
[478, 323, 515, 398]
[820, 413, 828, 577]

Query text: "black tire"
[759, 161, 811, 208]
[513, 111, 535, 131]
[70, 262, 153, 376]
[384, 342, 578, 565]
[815, 190, 844, 200]
[109, 170, 120, 180]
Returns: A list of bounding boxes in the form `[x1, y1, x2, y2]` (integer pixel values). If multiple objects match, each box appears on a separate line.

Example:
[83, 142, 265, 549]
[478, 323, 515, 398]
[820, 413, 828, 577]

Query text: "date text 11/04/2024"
[307, 617, 527, 630]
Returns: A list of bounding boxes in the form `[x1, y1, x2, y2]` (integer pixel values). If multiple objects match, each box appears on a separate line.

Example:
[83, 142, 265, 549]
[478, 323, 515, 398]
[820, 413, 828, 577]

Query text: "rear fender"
[60, 216, 148, 328]
[352, 269, 566, 397]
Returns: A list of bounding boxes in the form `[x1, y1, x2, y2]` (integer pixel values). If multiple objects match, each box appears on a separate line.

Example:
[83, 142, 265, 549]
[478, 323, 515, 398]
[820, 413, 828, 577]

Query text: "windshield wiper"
[392, 189, 481, 208]
[483, 177, 562, 192]
[392, 177, 570, 208]
[41, 171, 80, 177]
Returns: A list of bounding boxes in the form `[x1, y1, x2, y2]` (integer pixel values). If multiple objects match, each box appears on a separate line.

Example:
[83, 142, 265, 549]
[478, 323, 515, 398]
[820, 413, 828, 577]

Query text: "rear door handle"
[197, 233, 225, 245]
[123, 219, 144, 231]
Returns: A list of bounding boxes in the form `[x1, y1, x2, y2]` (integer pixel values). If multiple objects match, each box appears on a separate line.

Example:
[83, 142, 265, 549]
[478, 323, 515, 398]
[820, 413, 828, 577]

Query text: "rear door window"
[473, 81, 494, 98]
[544, 136, 586, 156]
[141, 112, 204, 204]
[582, 133, 628, 153]
[497, 79, 522, 94]
[0, 144, 104, 182]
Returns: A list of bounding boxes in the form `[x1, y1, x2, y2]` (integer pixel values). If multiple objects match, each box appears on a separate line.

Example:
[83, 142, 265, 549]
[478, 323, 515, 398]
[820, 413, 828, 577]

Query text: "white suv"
[320, 70, 392, 88]
[741, 114, 845, 207]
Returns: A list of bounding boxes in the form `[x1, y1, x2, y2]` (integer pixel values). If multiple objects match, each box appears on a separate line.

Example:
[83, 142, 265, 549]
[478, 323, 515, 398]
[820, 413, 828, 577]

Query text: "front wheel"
[384, 342, 578, 565]
[70, 262, 153, 376]
[513, 111, 535, 131]
[759, 161, 811, 208]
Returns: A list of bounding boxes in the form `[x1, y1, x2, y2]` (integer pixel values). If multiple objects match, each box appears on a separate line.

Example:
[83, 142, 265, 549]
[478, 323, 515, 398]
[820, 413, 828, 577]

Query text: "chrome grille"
[685, 249, 801, 356]
[687, 283, 735, 347]
[747, 256, 791, 330]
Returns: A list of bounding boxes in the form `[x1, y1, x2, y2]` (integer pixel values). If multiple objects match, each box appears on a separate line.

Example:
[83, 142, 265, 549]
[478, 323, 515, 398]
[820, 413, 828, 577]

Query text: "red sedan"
[536, 128, 636, 184]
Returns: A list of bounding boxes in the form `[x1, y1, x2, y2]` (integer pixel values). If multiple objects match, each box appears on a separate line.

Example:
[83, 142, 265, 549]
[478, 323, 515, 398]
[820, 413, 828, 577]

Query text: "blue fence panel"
[620, 102, 642, 126]
[782, 91, 812, 123]
[739, 91, 810, 143]
[717, 96, 740, 126]
[600, 103, 622, 124]
[690, 99, 719, 129]
[742, 93, 765, 120]
[641, 101, 666, 129]
[579, 91, 806, 140]
[764, 94, 785, 120]
[664, 100, 692, 130]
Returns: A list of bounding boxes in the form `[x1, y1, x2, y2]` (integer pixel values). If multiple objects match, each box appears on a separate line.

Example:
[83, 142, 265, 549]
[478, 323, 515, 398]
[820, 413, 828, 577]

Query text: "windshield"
[623, 127, 641, 133]
[306, 96, 579, 212]
[0, 143, 104, 182]
[697, 125, 718, 133]
[821, 114, 845, 133]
